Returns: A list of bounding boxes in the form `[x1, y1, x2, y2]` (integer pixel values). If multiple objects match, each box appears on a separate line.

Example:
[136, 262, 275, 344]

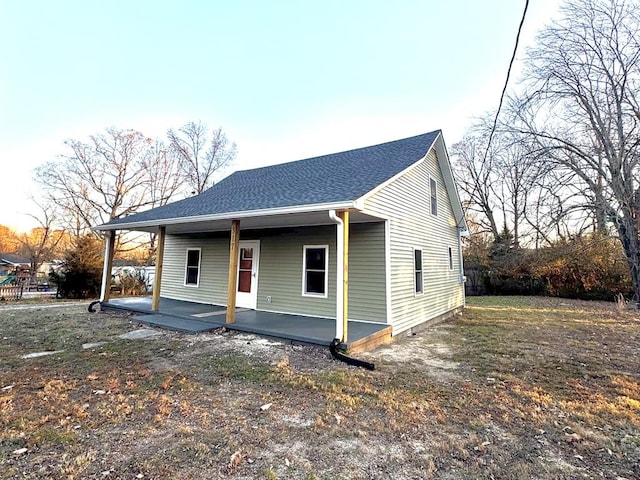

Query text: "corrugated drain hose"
[329, 338, 375, 370]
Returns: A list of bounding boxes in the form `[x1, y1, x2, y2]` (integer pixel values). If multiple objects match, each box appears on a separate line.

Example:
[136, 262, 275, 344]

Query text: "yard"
[0, 296, 639, 479]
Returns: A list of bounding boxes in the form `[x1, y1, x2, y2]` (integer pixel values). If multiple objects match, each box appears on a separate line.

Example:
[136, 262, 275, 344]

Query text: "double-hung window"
[414, 248, 424, 295]
[185, 248, 201, 286]
[430, 177, 438, 216]
[303, 245, 328, 297]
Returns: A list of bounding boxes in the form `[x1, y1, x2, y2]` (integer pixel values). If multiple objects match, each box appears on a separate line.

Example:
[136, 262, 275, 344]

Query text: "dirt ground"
[0, 296, 639, 479]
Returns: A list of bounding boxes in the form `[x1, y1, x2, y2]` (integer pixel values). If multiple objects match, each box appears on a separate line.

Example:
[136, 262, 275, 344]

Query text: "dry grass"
[0, 296, 638, 479]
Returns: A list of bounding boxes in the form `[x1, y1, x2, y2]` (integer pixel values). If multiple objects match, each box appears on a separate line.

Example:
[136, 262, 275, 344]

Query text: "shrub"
[532, 234, 633, 301]
[464, 232, 634, 301]
[113, 267, 149, 296]
[50, 235, 103, 299]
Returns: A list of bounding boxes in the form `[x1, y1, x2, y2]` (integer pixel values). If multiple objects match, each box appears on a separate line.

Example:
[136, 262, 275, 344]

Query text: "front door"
[236, 240, 260, 309]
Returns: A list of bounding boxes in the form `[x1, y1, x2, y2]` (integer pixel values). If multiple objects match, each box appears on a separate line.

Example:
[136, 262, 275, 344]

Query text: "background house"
[0, 254, 30, 284]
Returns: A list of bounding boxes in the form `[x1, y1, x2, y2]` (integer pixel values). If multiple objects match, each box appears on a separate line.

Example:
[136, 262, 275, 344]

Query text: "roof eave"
[92, 201, 357, 232]
[433, 133, 468, 232]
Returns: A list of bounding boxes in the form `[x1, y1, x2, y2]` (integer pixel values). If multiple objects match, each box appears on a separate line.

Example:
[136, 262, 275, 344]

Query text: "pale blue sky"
[0, 0, 560, 231]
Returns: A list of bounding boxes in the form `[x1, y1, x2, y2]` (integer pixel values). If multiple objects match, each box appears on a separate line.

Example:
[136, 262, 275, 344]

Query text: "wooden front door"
[236, 240, 259, 309]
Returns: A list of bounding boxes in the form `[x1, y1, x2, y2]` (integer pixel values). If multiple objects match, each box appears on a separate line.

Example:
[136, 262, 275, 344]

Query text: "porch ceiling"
[110, 209, 385, 234]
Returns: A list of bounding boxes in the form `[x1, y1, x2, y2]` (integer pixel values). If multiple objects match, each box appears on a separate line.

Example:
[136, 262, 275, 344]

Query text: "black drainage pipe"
[329, 338, 375, 370]
[88, 300, 101, 313]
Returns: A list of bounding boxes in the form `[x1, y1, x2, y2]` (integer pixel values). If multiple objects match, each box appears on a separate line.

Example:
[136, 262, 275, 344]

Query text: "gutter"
[93, 201, 355, 232]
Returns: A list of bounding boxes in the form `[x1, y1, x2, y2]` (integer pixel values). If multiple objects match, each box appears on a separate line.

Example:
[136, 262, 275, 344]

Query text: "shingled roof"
[98, 130, 441, 229]
[0, 254, 30, 266]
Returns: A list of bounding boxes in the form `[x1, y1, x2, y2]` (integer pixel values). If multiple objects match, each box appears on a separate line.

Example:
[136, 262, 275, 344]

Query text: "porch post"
[151, 226, 166, 311]
[99, 230, 116, 302]
[338, 210, 350, 343]
[226, 220, 240, 323]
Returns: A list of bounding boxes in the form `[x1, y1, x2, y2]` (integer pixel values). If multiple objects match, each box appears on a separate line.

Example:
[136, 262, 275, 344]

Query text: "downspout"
[328, 210, 375, 370]
[458, 226, 466, 307]
[328, 210, 344, 341]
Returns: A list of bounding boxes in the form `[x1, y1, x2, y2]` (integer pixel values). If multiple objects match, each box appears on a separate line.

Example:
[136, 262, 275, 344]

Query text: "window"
[238, 247, 253, 293]
[430, 177, 438, 216]
[184, 248, 201, 286]
[414, 248, 424, 294]
[448, 247, 454, 270]
[303, 245, 328, 297]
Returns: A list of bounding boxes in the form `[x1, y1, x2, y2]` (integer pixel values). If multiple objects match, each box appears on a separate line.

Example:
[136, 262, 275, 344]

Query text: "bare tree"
[35, 128, 157, 235]
[520, 165, 582, 248]
[511, 0, 640, 301]
[451, 133, 501, 240]
[141, 140, 186, 264]
[451, 118, 551, 247]
[493, 135, 544, 247]
[167, 121, 236, 194]
[15, 202, 67, 283]
[144, 140, 185, 208]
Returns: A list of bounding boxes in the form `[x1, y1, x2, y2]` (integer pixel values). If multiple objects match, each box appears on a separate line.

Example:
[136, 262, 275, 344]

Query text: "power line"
[482, 0, 530, 164]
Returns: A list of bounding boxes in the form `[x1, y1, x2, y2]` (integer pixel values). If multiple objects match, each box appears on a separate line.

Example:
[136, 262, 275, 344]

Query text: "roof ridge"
[233, 130, 441, 175]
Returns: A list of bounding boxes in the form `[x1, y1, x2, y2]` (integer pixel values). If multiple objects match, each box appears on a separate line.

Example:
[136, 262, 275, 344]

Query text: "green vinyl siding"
[257, 226, 336, 318]
[160, 234, 229, 305]
[158, 224, 387, 322]
[364, 150, 464, 334]
[256, 223, 387, 322]
[346, 222, 387, 322]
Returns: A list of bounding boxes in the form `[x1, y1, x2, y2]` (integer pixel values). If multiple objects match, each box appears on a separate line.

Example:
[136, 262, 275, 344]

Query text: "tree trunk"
[615, 217, 640, 306]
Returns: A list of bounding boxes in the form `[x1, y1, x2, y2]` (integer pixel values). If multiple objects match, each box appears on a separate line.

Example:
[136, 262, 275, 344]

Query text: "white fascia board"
[355, 206, 390, 221]
[92, 201, 356, 231]
[434, 134, 468, 233]
[354, 132, 468, 233]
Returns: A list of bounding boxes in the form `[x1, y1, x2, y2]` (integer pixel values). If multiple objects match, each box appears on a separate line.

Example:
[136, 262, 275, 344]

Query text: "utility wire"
[482, 0, 530, 165]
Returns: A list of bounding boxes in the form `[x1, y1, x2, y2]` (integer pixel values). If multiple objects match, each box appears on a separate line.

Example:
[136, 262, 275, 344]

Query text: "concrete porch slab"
[102, 296, 391, 351]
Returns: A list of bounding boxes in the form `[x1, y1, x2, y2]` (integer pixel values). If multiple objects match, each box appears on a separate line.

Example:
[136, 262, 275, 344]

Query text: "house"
[0, 254, 30, 283]
[93, 130, 467, 349]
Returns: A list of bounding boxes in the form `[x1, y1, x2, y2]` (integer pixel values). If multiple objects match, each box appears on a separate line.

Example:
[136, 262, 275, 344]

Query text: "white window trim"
[184, 248, 202, 287]
[448, 246, 454, 271]
[413, 247, 424, 296]
[430, 177, 438, 216]
[302, 244, 329, 298]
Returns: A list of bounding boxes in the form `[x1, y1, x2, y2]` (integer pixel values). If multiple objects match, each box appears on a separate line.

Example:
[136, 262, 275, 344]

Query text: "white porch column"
[99, 230, 116, 302]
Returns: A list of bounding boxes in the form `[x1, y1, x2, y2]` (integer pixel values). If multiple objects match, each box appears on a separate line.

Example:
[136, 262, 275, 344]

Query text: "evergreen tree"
[51, 235, 103, 299]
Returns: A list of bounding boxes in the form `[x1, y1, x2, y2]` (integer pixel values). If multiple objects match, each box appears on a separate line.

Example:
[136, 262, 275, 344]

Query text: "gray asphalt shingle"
[100, 130, 440, 227]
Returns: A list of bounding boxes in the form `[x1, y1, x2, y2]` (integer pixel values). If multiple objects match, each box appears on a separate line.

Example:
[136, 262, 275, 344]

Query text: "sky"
[0, 0, 561, 232]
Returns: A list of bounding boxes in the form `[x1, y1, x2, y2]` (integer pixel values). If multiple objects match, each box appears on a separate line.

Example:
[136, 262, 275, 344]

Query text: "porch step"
[346, 325, 393, 354]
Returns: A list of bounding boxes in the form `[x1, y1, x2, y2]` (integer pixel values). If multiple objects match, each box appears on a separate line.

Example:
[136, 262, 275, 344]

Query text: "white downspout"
[99, 231, 113, 302]
[458, 227, 466, 307]
[328, 209, 344, 341]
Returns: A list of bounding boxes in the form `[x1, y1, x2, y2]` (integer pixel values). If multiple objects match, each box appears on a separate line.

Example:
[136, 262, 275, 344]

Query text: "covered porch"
[96, 206, 389, 352]
[102, 296, 392, 353]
